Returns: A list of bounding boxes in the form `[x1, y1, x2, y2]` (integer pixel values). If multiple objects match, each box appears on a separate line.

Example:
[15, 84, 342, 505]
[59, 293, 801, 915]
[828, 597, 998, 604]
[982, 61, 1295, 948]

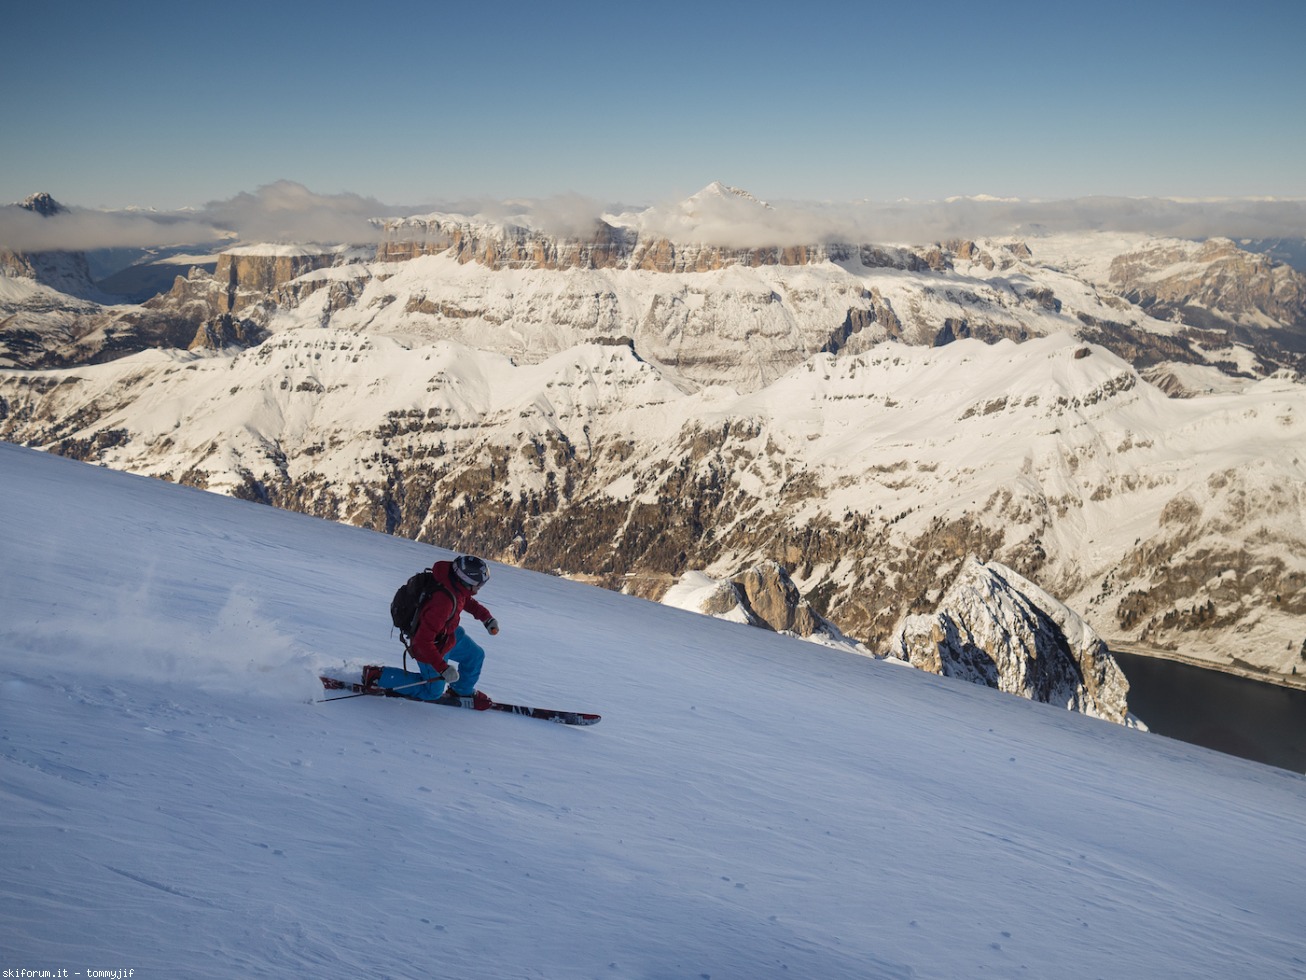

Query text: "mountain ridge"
[3, 328, 1302, 683]
[6, 185, 1306, 383]
[2, 187, 1304, 687]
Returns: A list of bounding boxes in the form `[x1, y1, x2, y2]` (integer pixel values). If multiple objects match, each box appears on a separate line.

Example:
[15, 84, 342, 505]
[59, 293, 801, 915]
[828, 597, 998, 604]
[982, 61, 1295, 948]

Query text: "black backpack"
[390, 570, 437, 639]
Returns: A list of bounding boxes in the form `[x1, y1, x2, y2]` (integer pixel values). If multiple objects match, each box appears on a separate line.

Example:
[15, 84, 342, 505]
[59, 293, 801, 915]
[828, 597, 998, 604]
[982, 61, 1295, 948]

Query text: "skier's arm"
[465, 596, 493, 625]
[465, 597, 499, 635]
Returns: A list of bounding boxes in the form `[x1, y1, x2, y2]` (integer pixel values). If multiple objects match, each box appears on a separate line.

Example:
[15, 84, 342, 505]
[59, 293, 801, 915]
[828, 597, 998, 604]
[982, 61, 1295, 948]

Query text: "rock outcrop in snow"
[889, 558, 1133, 724]
[721, 561, 821, 636]
[665, 561, 867, 654]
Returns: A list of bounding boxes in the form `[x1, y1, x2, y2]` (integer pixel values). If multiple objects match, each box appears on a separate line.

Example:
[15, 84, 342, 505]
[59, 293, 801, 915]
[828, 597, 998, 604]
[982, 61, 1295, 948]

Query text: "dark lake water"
[1113, 650, 1306, 774]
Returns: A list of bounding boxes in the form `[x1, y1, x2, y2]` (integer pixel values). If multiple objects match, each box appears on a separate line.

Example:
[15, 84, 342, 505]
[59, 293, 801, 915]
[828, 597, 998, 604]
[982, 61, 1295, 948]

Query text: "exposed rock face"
[731, 561, 820, 635]
[19, 191, 64, 217]
[0, 244, 351, 368]
[145, 267, 227, 319]
[213, 247, 362, 314]
[889, 558, 1132, 724]
[377, 214, 936, 276]
[0, 248, 100, 296]
[188, 313, 268, 351]
[668, 562, 865, 653]
[1109, 237, 1306, 344]
[379, 218, 633, 270]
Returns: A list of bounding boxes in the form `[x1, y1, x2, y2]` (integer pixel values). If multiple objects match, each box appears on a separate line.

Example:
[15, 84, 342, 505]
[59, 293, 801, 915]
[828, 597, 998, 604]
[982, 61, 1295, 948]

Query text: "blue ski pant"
[378, 626, 485, 701]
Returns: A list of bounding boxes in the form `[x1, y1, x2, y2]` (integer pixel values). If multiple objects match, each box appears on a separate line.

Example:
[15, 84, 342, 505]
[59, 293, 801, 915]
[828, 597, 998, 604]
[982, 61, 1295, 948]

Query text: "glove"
[484, 617, 500, 636]
[439, 662, 460, 684]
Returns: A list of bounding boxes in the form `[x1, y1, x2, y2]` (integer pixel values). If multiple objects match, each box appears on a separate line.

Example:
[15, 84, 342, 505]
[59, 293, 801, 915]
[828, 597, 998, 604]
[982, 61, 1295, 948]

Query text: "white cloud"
[0, 181, 391, 253]
[616, 192, 1306, 248]
[0, 204, 227, 253]
[496, 193, 611, 240]
[4, 181, 1304, 255]
[199, 181, 388, 245]
[776, 196, 1306, 246]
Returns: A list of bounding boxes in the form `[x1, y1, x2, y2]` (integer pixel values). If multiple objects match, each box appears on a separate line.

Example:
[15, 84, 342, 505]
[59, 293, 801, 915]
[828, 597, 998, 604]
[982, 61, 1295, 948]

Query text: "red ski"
[319, 676, 601, 726]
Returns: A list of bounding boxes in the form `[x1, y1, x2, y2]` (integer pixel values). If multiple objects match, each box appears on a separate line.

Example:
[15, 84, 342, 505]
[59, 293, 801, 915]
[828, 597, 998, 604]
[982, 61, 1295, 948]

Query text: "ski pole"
[317, 676, 439, 703]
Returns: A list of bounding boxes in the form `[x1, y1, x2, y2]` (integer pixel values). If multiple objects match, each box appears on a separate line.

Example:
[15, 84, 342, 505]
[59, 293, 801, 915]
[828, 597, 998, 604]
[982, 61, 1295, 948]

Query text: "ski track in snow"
[1, 443, 1304, 979]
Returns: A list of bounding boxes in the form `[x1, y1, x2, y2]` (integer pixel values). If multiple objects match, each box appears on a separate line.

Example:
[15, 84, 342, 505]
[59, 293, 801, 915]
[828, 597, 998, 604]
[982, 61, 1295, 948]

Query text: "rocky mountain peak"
[889, 558, 1133, 723]
[689, 182, 772, 211]
[1, 193, 102, 304]
[18, 192, 64, 217]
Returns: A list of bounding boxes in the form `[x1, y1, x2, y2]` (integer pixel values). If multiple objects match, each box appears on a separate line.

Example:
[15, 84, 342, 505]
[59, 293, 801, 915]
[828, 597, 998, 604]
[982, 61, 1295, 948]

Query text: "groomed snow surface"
[2, 443, 1304, 979]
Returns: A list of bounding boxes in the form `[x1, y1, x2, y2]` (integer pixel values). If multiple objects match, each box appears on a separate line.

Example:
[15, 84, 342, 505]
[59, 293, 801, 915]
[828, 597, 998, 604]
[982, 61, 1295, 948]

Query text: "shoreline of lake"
[1107, 639, 1306, 693]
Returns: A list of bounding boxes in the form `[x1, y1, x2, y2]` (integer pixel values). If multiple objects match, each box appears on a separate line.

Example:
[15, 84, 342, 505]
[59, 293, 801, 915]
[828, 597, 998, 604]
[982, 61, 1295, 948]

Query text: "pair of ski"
[319, 674, 600, 726]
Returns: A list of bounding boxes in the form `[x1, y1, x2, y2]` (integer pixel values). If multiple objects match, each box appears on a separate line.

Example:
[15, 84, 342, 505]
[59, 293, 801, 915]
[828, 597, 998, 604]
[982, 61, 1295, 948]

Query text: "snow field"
[2, 442, 1305, 979]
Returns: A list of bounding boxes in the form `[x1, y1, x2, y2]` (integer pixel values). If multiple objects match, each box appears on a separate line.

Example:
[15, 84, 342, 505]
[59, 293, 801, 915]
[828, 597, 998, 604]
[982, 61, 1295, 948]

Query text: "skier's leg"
[414, 658, 448, 700]
[377, 665, 423, 689]
[446, 626, 485, 696]
[377, 664, 445, 700]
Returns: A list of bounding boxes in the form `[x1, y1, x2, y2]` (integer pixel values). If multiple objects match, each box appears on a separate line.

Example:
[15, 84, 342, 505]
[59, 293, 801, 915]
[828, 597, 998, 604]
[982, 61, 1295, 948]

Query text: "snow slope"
[2, 442, 1304, 979]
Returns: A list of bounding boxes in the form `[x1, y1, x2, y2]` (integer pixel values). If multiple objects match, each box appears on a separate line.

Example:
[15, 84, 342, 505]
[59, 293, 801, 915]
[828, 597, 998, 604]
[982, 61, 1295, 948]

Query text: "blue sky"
[3, 0, 1304, 212]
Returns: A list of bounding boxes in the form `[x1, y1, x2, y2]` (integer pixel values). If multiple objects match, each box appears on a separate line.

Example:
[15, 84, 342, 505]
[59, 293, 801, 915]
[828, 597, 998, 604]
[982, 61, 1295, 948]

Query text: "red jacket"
[410, 559, 492, 670]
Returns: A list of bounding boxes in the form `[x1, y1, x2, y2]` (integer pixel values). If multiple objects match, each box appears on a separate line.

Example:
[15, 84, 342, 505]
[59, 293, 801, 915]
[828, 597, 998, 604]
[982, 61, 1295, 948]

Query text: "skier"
[364, 555, 500, 709]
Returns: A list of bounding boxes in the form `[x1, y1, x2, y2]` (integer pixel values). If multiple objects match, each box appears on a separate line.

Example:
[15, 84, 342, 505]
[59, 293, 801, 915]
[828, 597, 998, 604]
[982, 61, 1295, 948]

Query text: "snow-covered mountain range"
[3, 441, 1304, 978]
[2, 186, 1305, 692]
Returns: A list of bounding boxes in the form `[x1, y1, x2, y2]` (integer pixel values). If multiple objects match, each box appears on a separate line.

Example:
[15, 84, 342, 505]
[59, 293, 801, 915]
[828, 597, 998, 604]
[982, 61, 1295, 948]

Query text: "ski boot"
[438, 689, 495, 710]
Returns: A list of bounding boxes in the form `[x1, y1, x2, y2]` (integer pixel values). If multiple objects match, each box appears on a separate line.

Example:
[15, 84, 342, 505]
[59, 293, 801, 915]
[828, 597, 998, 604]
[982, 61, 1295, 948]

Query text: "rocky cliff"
[379, 213, 882, 275]
[1109, 237, 1306, 341]
[666, 561, 865, 653]
[213, 246, 366, 313]
[889, 558, 1133, 723]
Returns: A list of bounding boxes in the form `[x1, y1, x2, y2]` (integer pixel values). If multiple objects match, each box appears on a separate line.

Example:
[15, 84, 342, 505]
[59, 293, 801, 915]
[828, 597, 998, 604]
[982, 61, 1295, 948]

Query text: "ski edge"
[319, 676, 600, 726]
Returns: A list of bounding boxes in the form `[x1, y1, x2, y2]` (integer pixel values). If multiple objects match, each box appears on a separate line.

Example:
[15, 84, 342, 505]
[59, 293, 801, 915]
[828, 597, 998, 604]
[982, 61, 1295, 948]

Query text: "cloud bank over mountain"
[0, 201, 229, 252]
[841, 194, 1306, 245]
[0, 181, 391, 252]
[199, 181, 391, 245]
[623, 187, 1306, 247]
[3, 180, 1305, 252]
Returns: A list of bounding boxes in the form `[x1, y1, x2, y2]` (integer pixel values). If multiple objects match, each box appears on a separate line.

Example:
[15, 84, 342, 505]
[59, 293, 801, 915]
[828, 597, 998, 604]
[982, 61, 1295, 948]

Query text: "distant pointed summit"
[18, 192, 65, 217]
[686, 181, 772, 211]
